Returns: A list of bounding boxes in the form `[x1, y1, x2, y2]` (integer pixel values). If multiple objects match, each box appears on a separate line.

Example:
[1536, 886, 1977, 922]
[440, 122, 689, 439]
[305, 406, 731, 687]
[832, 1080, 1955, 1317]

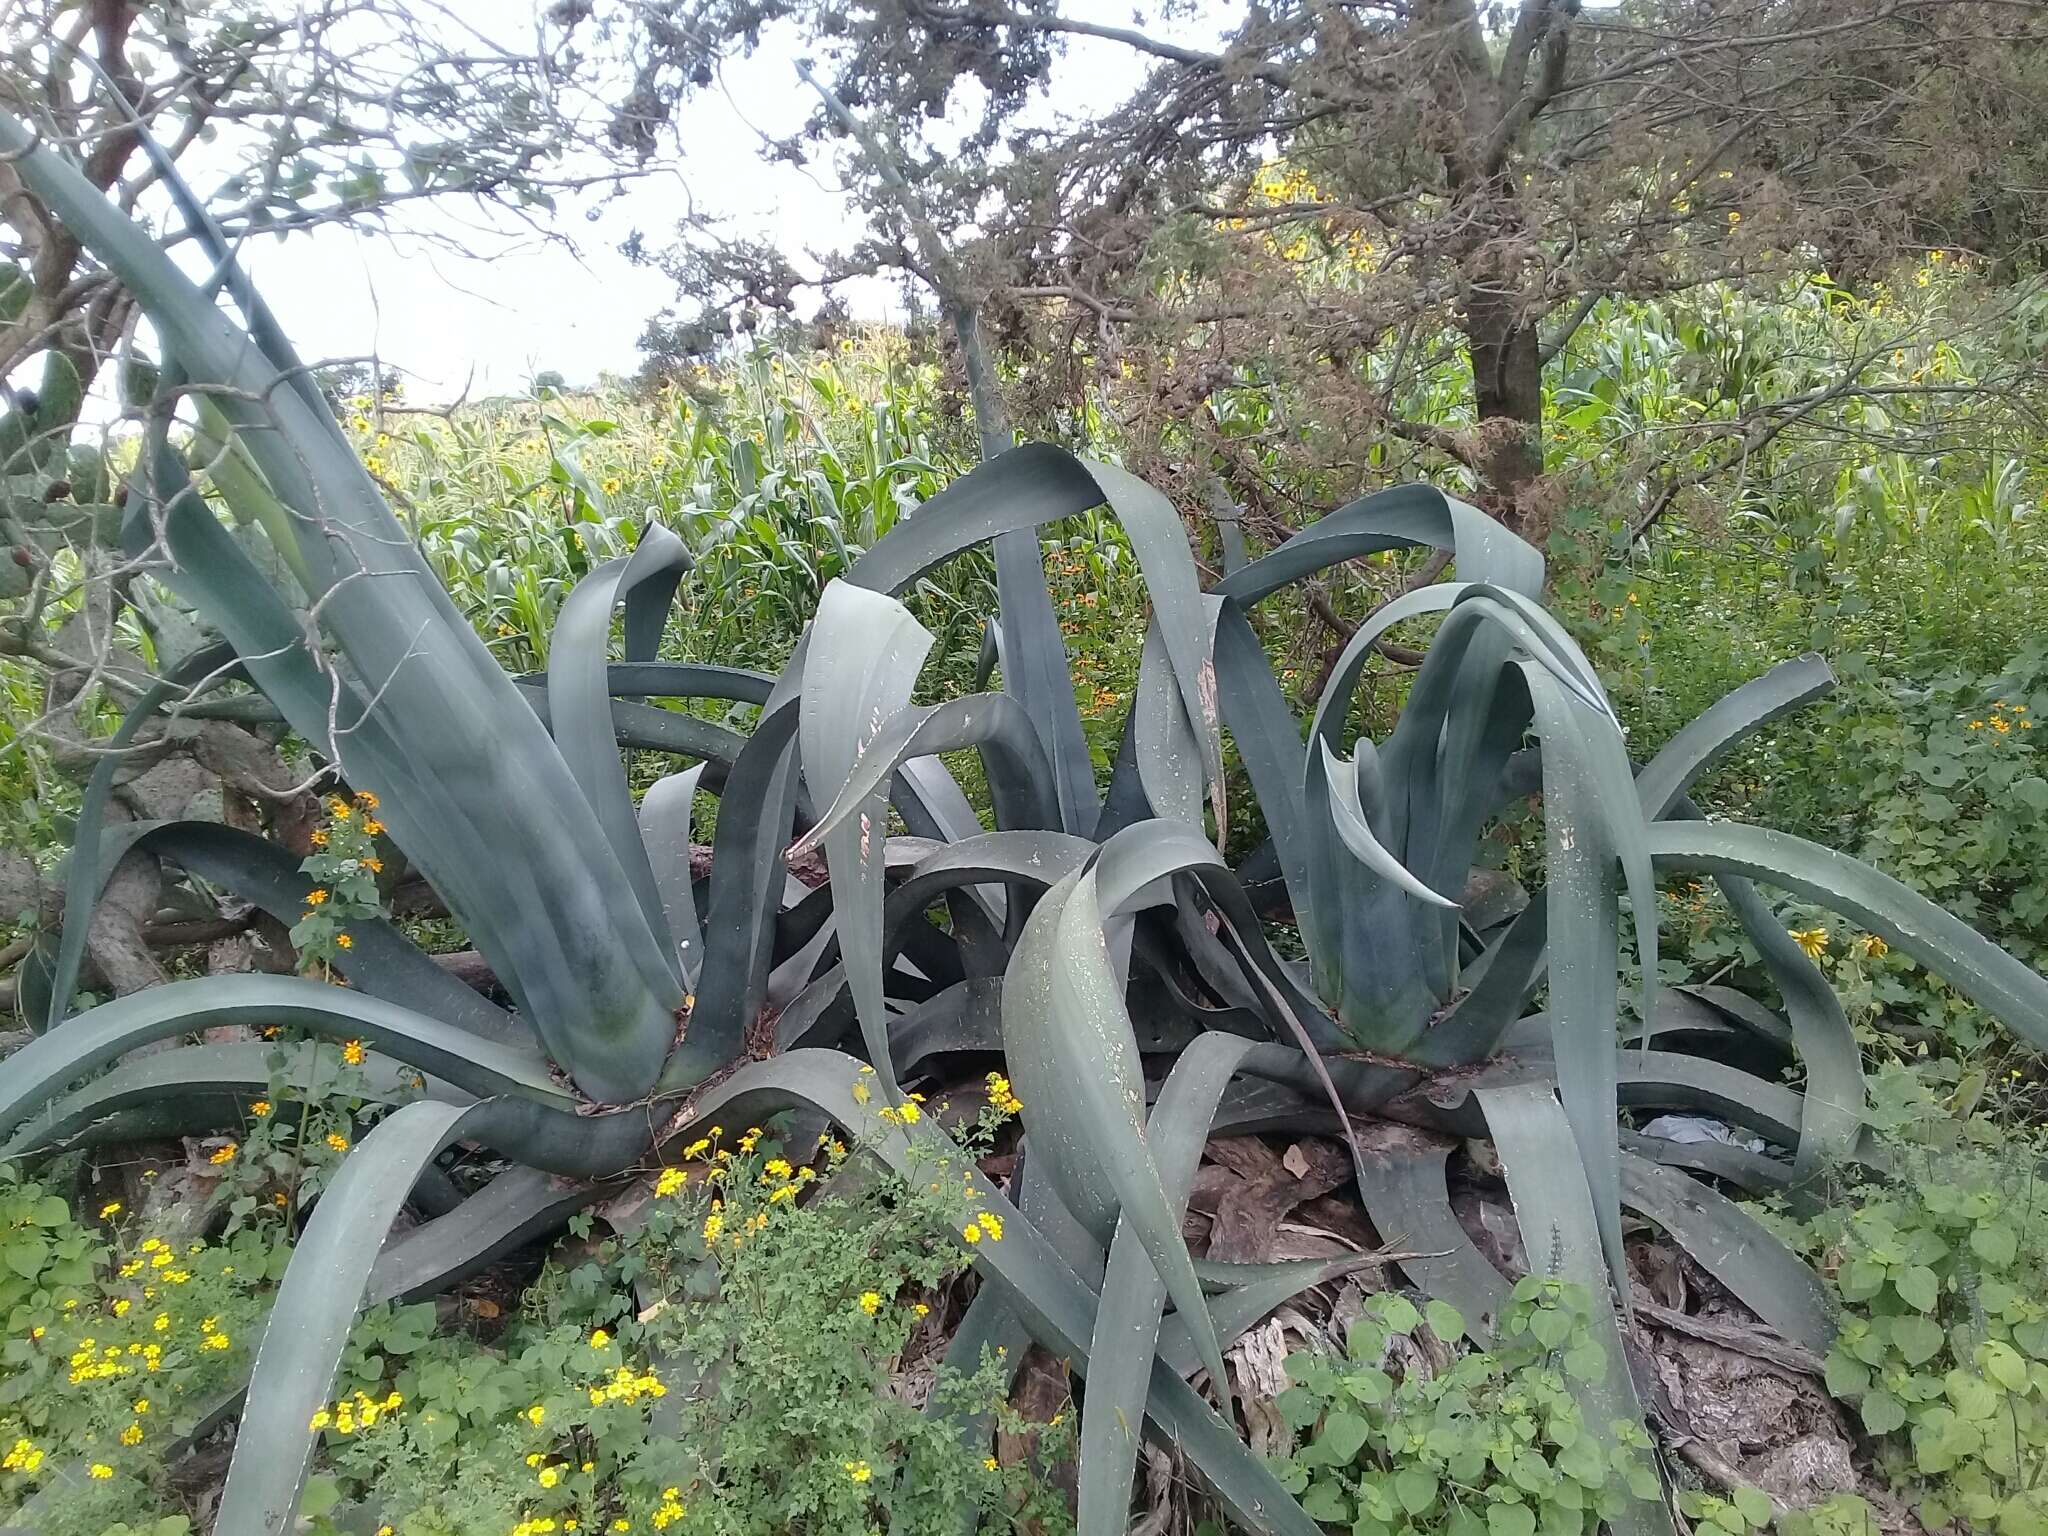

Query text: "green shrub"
[1273, 1281, 1661, 1536]
[1800, 1063, 2048, 1533]
[308, 1120, 1070, 1536]
[0, 1168, 284, 1533]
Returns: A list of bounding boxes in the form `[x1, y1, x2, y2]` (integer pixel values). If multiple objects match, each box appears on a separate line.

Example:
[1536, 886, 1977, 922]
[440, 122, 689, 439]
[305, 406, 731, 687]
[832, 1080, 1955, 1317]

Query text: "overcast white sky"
[207, 3, 1170, 403]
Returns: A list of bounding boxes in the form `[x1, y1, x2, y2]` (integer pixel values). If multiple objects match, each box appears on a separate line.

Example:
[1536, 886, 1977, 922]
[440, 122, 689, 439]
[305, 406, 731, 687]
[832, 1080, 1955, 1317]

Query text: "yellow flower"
[655, 1167, 687, 1198]
[355, 791, 379, 810]
[703, 1205, 724, 1244]
[326, 1133, 350, 1153]
[590, 1328, 611, 1348]
[1858, 934, 1889, 958]
[306, 889, 329, 906]
[977, 1211, 1004, 1242]
[1790, 926, 1829, 961]
[851, 1079, 871, 1105]
[120, 1422, 142, 1445]
[539, 1465, 561, 1487]
[682, 1137, 710, 1159]
[342, 1040, 366, 1066]
[113, 1299, 131, 1317]
[859, 1291, 882, 1315]
[602, 477, 622, 495]
[203, 1331, 230, 1350]
[364, 857, 384, 874]
[844, 1460, 872, 1483]
[763, 1157, 792, 1179]
[526, 1404, 546, 1425]
[985, 1456, 1000, 1471]
[153, 1314, 169, 1332]
[897, 1100, 922, 1125]
[250, 1100, 271, 1117]
[335, 933, 354, 951]
[98, 1199, 122, 1218]
[88, 1463, 113, 1480]
[210, 1143, 237, 1165]
[133, 1399, 150, 1414]
[737, 1128, 760, 1152]
[310, 829, 329, 847]
[364, 820, 385, 836]
[962, 1223, 982, 1244]
[914, 1302, 929, 1317]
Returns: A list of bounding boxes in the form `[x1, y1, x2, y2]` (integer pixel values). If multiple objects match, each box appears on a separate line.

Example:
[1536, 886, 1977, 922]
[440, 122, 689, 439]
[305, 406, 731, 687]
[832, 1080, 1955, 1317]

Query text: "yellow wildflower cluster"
[961, 1210, 1004, 1246]
[859, 1291, 883, 1316]
[68, 1337, 140, 1384]
[654, 1166, 687, 1198]
[586, 1364, 666, 1407]
[1967, 701, 2032, 734]
[844, 1460, 872, 1483]
[2, 1437, 44, 1473]
[985, 1072, 1023, 1117]
[308, 1389, 404, 1435]
[651, 1487, 687, 1528]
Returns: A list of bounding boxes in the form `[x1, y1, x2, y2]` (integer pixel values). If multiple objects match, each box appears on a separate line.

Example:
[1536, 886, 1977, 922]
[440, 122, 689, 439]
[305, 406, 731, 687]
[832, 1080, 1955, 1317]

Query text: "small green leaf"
[1889, 1315, 1946, 1366]
[1300, 1477, 1350, 1522]
[1981, 1340, 2028, 1392]
[1394, 1467, 1440, 1516]
[1732, 1487, 1774, 1527]
[1487, 1498, 1537, 1536]
[1425, 1298, 1466, 1342]
[1970, 1223, 2018, 1268]
[1370, 1292, 1422, 1334]
[1861, 1390, 1906, 1435]
[1823, 1354, 1871, 1397]
[1894, 1264, 1941, 1312]
[1317, 1408, 1370, 1464]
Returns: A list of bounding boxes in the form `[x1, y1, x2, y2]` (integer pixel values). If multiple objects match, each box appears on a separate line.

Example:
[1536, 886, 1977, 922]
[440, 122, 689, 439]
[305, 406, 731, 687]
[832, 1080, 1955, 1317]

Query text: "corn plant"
[9, 114, 2048, 1536]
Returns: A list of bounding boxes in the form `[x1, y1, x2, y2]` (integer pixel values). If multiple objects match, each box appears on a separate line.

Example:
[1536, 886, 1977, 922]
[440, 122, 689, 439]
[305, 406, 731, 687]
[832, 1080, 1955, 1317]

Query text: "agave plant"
[8, 111, 2048, 1536]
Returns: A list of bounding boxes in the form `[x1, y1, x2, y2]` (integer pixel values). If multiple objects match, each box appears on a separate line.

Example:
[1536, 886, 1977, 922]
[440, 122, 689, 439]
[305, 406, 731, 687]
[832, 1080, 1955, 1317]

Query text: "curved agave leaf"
[1, 117, 682, 1102]
[1674, 807, 1862, 1176]
[215, 1100, 488, 1529]
[1351, 1124, 1509, 1335]
[1478, 1083, 1673, 1536]
[1212, 483, 1543, 607]
[1634, 655, 1835, 819]
[663, 699, 803, 1089]
[43, 643, 235, 1032]
[1618, 1153, 1835, 1354]
[844, 446, 1228, 841]
[547, 531, 694, 972]
[1446, 648, 1655, 1294]
[79, 819, 520, 1043]
[791, 691, 1058, 859]
[999, 867, 1233, 1416]
[0, 975, 564, 1146]
[1083, 1032, 1259, 1535]
[800, 581, 936, 1095]
[640, 764, 709, 985]
[0, 1040, 466, 1159]
[1212, 602, 1315, 922]
[521, 684, 749, 774]
[591, 660, 775, 705]
[1644, 820, 2048, 1048]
